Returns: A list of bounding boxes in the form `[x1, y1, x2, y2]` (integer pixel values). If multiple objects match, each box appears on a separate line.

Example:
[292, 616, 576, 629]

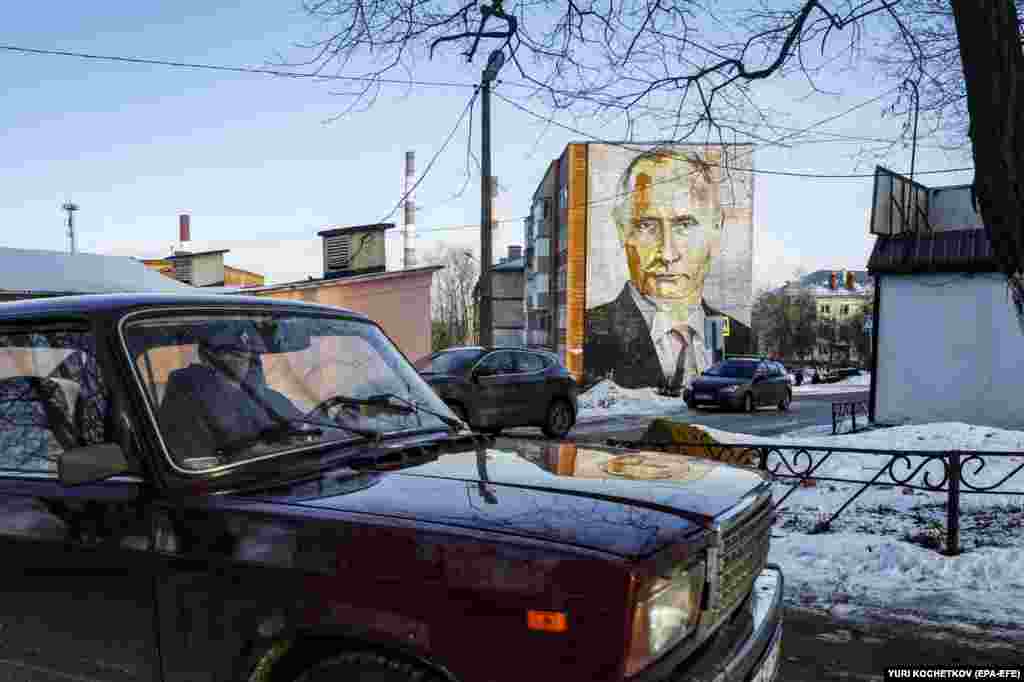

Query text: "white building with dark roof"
[867, 180, 1024, 428]
[0, 247, 192, 302]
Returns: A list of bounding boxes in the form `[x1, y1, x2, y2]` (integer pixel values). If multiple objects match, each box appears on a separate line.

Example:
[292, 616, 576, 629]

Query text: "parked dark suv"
[684, 358, 792, 412]
[415, 346, 577, 438]
[0, 294, 782, 682]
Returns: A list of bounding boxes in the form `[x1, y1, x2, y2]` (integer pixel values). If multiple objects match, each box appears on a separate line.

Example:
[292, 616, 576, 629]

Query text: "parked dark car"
[0, 294, 782, 682]
[684, 358, 792, 412]
[415, 346, 578, 438]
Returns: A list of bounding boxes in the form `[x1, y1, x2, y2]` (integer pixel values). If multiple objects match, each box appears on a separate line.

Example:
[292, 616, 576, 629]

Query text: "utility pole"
[62, 201, 79, 254]
[478, 48, 505, 347]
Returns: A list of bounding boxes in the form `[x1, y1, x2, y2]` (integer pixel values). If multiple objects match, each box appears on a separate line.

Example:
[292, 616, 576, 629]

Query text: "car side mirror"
[59, 443, 132, 486]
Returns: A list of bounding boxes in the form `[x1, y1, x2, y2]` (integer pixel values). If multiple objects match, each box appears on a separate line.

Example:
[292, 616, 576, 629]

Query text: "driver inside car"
[157, 322, 307, 465]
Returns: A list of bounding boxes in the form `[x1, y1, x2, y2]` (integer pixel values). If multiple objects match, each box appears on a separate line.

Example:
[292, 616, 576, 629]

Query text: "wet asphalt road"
[779, 607, 1024, 681]
[507, 388, 870, 442]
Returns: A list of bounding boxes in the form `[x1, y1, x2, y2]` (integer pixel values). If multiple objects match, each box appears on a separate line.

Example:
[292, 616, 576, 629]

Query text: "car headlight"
[625, 560, 705, 676]
[720, 384, 740, 393]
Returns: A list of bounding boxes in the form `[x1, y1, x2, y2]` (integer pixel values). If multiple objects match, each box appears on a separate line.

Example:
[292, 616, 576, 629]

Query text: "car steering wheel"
[305, 395, 361, 421]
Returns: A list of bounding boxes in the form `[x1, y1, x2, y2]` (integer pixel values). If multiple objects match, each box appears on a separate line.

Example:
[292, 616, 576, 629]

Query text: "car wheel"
[293, 651, 441, 682]
[743, 393, 754, 413]
[778, 391, 792, 411]
[542, 399, 575, 439]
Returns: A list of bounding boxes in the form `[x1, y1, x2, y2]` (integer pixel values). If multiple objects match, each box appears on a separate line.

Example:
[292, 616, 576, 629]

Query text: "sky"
[0, 1, 976, 290]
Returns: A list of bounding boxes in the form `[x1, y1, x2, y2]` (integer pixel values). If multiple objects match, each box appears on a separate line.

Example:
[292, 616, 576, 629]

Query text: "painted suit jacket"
[584, 284, 727, 390]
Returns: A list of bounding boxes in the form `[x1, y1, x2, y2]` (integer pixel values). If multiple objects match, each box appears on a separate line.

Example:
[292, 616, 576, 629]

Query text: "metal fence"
[606, 438, 1024, 555]
[831, 399, 870, 434]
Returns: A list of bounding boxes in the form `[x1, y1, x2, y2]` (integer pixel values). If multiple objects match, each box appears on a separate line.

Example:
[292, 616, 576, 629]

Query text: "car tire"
[293, 650, 440, 682]
[743, 393, 754, 413]
[542, 399, 575, 439]
[778, 391, 791, 411]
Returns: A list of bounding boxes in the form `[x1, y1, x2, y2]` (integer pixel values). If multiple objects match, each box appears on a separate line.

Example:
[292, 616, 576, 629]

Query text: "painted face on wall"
[615, 153, 723, 306]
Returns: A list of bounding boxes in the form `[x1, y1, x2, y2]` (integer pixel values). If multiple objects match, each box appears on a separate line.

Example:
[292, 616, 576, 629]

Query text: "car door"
[751, 361, 772, 406]
[472, 351, 520, 427]
[769, 363, 788, 403]
[514, 351, 549, 424]
[0, 324, 160, 681]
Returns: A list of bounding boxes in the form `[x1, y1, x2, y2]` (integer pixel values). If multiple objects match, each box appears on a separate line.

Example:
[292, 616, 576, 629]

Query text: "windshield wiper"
[330, 393, 467, 433]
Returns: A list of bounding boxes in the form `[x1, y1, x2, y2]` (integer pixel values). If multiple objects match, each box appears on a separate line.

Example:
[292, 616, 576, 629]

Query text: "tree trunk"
[951, 0, 1024, 279]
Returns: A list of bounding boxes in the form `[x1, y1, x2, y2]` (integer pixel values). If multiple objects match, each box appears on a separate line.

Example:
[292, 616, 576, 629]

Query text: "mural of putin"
[584, 149, 727, 390]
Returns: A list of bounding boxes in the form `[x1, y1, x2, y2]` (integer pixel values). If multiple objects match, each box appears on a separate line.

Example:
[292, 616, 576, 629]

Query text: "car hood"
[240, 437, 769, 559]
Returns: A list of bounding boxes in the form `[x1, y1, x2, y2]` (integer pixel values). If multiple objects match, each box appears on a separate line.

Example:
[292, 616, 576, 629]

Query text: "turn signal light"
[527, 610, 567, 632]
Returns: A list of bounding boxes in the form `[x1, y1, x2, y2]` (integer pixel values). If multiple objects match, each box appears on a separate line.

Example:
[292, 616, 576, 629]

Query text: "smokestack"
[846, 271, 855, 289]
[830, 272, 837, 290]
[179, 214, 191, 244]
[403, 151, 416, 268]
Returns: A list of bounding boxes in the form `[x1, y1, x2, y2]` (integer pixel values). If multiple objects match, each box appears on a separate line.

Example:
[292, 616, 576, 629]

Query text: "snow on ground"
[792, 372, 870, 395]
[577, 375, 870, 422]
[576, 380, 680, 421]
[701, 422, 1024, 634]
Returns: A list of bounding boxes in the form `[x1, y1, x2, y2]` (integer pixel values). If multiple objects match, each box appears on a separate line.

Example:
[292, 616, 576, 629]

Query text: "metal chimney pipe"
[62, 201, 79, 255]
[403, 151, 416, 268]
[179, 214, 191, 244]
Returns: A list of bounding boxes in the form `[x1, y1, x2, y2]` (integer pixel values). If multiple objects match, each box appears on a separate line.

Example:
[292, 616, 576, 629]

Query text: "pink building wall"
[252, 267, 439, 363]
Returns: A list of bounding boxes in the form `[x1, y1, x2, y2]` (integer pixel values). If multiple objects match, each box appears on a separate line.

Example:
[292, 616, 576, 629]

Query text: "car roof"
[0, 292, 369, 321]
[434, 345, 555, 356]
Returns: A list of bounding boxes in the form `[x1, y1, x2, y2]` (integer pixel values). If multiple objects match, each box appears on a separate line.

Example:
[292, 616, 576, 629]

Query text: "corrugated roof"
[0, 247, 194, 294]
[867, 228, 998, 274]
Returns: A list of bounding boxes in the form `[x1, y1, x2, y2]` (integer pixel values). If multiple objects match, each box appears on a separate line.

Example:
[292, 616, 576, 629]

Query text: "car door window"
[478, 351, 516, 376]
[0, 330, 112, 474]
[518, 352, 544, 373]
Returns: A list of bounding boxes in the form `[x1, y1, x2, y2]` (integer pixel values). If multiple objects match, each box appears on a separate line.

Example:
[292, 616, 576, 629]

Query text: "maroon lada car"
[0, 293, 781, 682]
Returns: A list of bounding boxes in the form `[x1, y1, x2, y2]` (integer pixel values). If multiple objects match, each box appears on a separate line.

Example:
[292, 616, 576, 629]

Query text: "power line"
[0, 43, 479, 89]
[492, 89, 974, 179]
[413, 90, 974, 235]
[377, 88, 480, 223]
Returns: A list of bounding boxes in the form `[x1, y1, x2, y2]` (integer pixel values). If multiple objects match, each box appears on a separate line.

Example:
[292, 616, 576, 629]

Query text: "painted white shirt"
[629, 283, 709, 386]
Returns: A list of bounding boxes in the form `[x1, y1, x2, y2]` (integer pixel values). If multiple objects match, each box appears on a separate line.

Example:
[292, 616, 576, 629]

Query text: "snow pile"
[776, 533, 1024, 632]
[699, 422, 1024, 632]
[576, 380, 680, 421]
[793, 372, 870, 394]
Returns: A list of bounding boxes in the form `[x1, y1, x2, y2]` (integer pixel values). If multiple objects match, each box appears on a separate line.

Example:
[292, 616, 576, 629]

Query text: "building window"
[821, 304, 831, 314]
[840, 304, 849, 316]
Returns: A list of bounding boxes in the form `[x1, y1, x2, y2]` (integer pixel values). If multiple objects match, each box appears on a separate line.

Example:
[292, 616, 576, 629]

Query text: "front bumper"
[685, 388, 745, 409]
[633, 566, 784, 682]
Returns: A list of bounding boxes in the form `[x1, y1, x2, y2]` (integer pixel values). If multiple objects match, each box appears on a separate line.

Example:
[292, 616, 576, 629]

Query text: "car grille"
[706, 495, 773, 626]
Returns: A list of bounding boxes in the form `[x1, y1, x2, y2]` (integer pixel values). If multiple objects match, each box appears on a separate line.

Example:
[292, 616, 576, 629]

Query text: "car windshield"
[414, 349, 485, 374]
[122, 311, 456, 472]
[704, 360, 758, 379]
